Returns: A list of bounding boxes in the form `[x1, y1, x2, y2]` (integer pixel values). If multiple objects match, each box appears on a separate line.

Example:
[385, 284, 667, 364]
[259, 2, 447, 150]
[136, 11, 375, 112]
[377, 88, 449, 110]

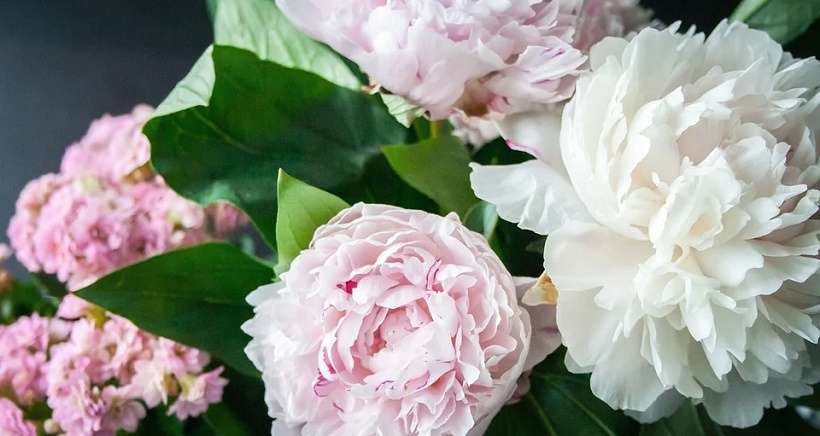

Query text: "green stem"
[429, 120, 442, 139]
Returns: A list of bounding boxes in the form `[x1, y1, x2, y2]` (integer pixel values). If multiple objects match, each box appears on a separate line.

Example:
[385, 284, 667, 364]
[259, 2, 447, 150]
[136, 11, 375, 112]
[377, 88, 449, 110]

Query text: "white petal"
[469, 161, 589, 235]
[495, 108, 565, 169]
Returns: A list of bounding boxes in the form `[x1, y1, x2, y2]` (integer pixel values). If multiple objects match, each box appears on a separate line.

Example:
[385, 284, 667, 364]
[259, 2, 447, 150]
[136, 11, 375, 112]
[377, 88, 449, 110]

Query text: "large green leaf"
[146, 46, 406, 247]
[731, 0, 820, 44]
[276, 170, 349, 273]
[153, 46, 216, 118]
[485, 349, 633, 436]
[382, 135, 479, 216]
[75, 243, 273, 376]
[157, 0, 360, 118]
[212, 0, 360, 90]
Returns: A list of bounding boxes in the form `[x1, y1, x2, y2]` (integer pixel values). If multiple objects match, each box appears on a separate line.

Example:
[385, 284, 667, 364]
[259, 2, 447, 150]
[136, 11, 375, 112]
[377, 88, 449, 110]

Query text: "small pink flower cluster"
[3, 106, 242, 434]
[45, 317, 225, 434]
[0, 313, 227, 435]
[0, 398, 37, 436]
[8, 106, 245, 291]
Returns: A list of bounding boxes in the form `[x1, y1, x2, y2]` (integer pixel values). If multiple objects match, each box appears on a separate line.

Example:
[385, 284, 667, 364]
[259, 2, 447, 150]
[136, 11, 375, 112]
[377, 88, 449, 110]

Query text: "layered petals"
[475, 20, 820, 428]
[244, 204, 550, 435]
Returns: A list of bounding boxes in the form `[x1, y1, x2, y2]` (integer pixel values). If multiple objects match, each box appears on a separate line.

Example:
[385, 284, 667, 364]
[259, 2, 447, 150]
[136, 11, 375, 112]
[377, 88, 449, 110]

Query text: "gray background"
[0, 0, 736, 272]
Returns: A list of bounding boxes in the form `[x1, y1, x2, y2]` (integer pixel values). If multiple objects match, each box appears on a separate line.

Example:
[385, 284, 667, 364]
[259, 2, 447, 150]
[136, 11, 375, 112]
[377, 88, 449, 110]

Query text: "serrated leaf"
[382, 135, 479, 216]
[276, 170, 349, 273]
[147, 46, 405, 247]
[75, 243, 273, 376]
[731, 0, 820, 44]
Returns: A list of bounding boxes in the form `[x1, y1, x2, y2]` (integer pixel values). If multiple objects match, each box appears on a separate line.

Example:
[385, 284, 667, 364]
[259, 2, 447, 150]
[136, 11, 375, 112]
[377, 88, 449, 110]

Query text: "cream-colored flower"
[471, 21, 820, 427]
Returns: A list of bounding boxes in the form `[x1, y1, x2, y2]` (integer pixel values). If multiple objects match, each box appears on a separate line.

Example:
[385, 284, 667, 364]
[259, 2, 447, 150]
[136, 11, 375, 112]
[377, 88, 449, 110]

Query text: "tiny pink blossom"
[99, 386, 147, 434]
[0, 398, 36, 436]
[61, 104, 153, 181]
[168, 368, 229, 420]
[0, 315, 66, 405]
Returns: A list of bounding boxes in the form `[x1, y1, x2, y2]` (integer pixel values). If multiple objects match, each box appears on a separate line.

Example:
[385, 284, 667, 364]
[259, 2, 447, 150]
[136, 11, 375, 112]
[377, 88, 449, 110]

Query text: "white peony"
[470, 20, 820, 427]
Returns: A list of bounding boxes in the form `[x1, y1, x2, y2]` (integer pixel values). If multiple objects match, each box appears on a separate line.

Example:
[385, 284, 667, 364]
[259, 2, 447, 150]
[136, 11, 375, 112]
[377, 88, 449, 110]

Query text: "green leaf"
[153, 46, 216, 117]
[380, 94, 426, 128]
[276, 170, 349, 272]
[731, 0, 820, 44]
[147, 45, 406, 247]
[157, 0, 361, 119]
[75, 243, 273, 376]
[639, 404, 711, 436]
[202, 403, 254, 436]
[212, 0, 360, 90]
[382, 136, 479, 216]
[485, 349, 632, 436]
[463, 201, 499, 239]
[133, 406, 184, 436]
[31, 272, 67, 299]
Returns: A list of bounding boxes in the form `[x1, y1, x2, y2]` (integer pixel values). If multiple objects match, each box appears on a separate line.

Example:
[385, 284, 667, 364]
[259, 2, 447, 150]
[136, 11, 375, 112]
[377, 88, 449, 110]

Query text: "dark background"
[0, 0, 743, 270]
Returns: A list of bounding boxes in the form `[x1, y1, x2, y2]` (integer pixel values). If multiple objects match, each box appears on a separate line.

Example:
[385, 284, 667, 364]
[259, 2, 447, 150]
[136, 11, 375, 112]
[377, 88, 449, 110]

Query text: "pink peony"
[277, 0, 586, 119]
[60, 104, 153, 181]
[244, 203, 545, 435]
[0, 398, 36, 436]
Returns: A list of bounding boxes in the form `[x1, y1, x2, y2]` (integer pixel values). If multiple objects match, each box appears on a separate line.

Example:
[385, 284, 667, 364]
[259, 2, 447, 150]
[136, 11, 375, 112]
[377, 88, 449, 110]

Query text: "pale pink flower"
[45, 316, 224, 434]
[0, 398, 36, 436]
[32, 177, 136, 289]
[168, 368, 229, 420]
[5, 106, 231, 433]
[61, 104, 153, 181]
[99, 386, 147, 434]
[8, 176, 211, 290]
[0, 315, 66, 405]
[244, 203, 540, 436]
[277, 0, 586, 119]
[127, 180, 210, 255]
[7, 173, 67, 271]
